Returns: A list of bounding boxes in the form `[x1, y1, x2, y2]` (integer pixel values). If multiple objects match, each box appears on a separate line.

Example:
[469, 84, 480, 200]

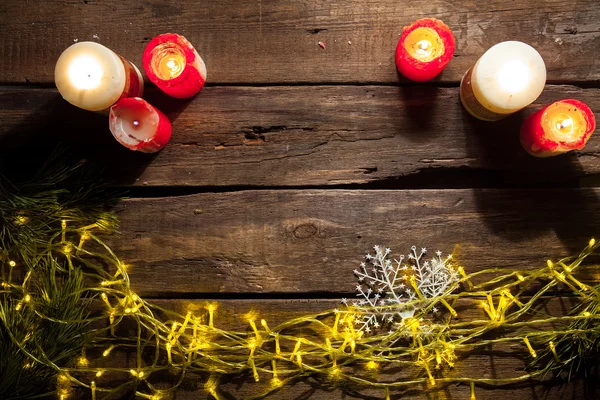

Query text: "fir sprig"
[0, 259, 89, 399]
[0, 151, 117, 266]
[0, 154, 118, 399]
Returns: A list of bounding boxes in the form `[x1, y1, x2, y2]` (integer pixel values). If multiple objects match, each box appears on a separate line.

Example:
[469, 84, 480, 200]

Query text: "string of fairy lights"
[2, 216, 599, 400]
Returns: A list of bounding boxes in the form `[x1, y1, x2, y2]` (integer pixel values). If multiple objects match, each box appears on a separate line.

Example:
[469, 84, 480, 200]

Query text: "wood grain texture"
[2, 1, 600, 399]
[111, 189, 600, 295]
[94, 298, 598, 399]
[1, 0, 599, 84]
[1, 85, 599, 188]
[181, 379, 590, 400]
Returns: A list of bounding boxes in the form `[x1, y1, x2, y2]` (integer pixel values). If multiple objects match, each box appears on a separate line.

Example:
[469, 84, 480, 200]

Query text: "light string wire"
[1, 218, 599, 400]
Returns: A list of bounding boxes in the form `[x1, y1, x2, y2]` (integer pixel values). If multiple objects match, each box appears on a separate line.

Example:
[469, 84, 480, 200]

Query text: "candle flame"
[152, 43, 186, 80]
[167, 59, 179, 71]
[160, 55, 184, 78]
[414, 40, 433, 57]
[555, 116, 573, 133]
[541, 101, 587, 143]
[68, 55, 103, 90]
[497, 60, 530, 93]
[404, 27, 443, 62]
[109, 98, 160, 148]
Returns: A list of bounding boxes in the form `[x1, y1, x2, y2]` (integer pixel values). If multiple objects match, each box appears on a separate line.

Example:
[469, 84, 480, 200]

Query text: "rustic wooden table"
[1, 0, 600, 399]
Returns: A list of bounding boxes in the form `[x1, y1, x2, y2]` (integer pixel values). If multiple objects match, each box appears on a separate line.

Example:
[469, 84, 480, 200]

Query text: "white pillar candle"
[460, 41, 546, 121]
[55, 42, 144, 112]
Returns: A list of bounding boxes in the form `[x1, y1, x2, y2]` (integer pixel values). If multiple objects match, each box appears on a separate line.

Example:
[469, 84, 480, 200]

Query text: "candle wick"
[133, 120, 140, 127]
[556, 116, 573, 132]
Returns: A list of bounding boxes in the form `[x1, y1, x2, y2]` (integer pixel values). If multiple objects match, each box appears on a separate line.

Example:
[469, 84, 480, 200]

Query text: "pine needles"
[0, 155, 117, 399]
[0, 259, 89, 399]
[0, 150, 117, 266]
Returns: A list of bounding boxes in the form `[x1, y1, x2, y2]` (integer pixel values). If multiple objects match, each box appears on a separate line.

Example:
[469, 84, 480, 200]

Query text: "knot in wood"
[293, 223, 318, 239]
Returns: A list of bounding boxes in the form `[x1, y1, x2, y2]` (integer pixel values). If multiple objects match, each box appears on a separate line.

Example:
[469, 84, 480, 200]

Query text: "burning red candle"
[520, 99, 596, 157]
[109, 97, 172, 153]
[143, 33, 207, 98]
[395, 18, 455, 82]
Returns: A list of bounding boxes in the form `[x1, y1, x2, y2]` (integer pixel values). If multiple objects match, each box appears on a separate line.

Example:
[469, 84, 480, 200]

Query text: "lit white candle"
[55, 42, 144, 112]
[460, 41, 546, 121]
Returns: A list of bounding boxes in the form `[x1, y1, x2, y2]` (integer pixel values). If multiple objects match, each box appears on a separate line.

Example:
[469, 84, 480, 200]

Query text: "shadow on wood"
[0, 88, 192, 186]
[461, 107, 600, 253]
[399, 86, 441, 143]
[462, 107, 589, 184]
[142, 88, 194, 124]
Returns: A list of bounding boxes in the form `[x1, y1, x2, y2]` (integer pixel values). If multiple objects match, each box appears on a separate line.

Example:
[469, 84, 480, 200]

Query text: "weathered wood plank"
[186, 379, 588, 400]
[1, 0, 599, 84]
[111, 189, 600, 295]
[1, 85, 599, 187]
[91, 298, 595, 399]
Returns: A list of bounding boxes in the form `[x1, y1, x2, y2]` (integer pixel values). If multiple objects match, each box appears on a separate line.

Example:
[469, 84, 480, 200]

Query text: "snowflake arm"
[346, 245, 460, 334]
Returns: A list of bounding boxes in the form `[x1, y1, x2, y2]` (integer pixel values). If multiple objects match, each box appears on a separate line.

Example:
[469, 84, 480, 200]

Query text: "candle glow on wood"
[395, 18, 455, 82]
[109, 97, 172, 153]
[520, 99, 596, 157]
[55, 42, 143, 112]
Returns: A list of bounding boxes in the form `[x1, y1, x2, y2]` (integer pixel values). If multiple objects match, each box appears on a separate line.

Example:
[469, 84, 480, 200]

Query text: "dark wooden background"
[1, 0, 600, 398]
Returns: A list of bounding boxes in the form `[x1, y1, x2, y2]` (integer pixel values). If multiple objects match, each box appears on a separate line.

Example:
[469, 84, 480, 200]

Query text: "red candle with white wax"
[520, 99, 596, 157]
[395, 18, 455, 82]
[143, 33, 207, 99]
[109, 97, 172, 153]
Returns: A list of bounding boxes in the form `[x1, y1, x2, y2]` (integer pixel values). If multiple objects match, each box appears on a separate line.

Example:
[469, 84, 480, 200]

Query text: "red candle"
[520, 99, 596, 157]
[395, 18, 455, 82]
[143, 33, 207, 98]
[109, 97, 172, 153]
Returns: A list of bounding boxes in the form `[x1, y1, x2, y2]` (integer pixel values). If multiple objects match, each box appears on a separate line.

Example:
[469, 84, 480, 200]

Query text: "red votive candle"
[520, 99, 596, 157]
[395, 18, 455, 82]
[143, 33, 207, 99]
[109, 97, 172, 153]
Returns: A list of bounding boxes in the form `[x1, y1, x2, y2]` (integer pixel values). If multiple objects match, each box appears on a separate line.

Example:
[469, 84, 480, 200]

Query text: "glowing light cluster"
[3, 209, 598, 400]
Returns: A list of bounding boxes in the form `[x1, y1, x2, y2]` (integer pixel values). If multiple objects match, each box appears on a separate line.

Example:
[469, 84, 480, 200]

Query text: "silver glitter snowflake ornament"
[344, 245, 458, 333]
